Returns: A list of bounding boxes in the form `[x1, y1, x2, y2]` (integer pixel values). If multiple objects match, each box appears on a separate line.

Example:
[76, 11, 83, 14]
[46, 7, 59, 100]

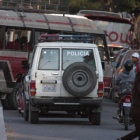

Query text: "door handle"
[51, 72, 59, 75]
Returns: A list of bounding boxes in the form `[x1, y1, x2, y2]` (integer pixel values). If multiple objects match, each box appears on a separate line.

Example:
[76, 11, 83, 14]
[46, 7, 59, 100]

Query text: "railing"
[0, 0, 69, 13]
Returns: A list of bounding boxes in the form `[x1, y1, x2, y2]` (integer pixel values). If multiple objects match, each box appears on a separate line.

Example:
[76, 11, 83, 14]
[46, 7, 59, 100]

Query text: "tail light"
[30, 80, 36, 96]
[104, 77, 111, 87]
[98, 82, 104, 97]
[125, 96, 131, 102]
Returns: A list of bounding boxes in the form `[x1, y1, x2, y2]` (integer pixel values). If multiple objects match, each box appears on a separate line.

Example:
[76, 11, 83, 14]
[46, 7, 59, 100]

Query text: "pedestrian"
[131, 52, 140, 71]
[117, 63, 140, 140]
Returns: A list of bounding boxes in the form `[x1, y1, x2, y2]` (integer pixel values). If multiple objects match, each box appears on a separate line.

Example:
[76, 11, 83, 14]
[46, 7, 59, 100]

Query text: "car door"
[35, 47, 61, 97]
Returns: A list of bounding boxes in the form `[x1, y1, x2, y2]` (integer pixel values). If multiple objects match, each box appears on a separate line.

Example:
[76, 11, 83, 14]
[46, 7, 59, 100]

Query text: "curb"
[0, 101, 7, 140]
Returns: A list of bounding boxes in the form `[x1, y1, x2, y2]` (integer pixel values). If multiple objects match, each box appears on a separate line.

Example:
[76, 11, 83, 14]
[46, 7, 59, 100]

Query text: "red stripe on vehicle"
[47, 21, 91, 27]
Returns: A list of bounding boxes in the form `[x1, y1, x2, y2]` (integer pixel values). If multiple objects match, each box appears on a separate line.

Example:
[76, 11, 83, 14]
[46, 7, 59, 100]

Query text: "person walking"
[117, 62, 140, 140]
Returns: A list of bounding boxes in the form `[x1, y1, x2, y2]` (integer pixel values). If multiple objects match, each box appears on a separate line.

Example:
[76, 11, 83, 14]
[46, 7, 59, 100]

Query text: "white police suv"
[23, 35, 104, 124]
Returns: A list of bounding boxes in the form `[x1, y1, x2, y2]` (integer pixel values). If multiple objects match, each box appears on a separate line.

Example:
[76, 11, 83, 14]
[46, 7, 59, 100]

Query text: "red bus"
[0, 9, 109, 109]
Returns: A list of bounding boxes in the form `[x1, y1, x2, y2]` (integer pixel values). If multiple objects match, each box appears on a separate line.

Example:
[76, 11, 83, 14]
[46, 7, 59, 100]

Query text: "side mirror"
[111, 62, 117, 67]
[22, 60, 29, 69]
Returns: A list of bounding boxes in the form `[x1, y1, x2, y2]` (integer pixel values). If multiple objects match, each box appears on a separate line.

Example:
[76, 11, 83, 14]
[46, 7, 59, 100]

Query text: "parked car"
[21, 35, 104, 124]
[109, 49, 140, 102]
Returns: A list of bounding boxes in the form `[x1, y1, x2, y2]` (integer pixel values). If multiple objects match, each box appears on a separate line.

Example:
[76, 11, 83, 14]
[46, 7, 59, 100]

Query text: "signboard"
[92, 20, 132, 48]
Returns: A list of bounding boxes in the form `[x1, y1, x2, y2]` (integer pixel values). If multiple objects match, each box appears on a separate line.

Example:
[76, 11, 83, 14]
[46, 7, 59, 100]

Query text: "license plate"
[42, 84, 56, 92]
[123, 102, 131, 107]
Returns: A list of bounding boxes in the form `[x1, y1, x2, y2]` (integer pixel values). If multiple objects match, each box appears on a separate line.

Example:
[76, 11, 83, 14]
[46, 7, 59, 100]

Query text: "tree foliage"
[68, 0, 140, 14]
[68, 0, 105, 14]
[111, 0, 139, 12]
[39, 0, 140, 14]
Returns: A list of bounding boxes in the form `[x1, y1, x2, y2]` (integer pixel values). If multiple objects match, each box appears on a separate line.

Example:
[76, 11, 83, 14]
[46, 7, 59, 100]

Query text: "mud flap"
[123, 106, 131, 116]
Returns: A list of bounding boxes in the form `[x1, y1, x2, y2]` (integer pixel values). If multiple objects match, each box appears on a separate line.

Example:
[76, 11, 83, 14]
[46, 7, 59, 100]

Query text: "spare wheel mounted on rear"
[62, 62, 97, 97]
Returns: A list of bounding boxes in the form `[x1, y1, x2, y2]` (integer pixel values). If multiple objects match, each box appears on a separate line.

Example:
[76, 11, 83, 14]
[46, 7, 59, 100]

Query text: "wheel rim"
[72, 70, 88, 87]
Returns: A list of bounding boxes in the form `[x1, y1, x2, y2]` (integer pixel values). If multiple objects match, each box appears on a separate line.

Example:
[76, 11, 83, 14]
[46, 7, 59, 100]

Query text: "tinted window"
[38, 48, 59, 70]
[62, 49, 96, 70]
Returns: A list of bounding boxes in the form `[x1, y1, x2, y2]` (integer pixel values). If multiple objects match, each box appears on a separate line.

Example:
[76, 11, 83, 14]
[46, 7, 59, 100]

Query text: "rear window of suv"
[38, 48, 59, 70]
[62, 49, 96, 70]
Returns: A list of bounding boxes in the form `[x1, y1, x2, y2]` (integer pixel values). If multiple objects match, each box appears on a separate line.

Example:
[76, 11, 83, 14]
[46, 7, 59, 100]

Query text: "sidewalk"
[0, 101, 7, 140]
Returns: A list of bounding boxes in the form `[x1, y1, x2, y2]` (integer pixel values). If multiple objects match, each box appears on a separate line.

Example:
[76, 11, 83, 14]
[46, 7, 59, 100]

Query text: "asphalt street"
[0, 101, 7, 140]
[3, 98, 139, 140]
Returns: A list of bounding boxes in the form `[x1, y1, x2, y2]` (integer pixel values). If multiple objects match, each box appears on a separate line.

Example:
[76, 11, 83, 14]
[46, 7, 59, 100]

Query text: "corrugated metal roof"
[46, 14, 72, 31]
[0, 10, 104, 35]
[0, 10, 23, 27]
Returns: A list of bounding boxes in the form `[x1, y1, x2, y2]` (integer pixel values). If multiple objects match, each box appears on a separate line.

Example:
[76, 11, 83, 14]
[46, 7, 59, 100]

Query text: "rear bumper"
[30, 97, 102, 107]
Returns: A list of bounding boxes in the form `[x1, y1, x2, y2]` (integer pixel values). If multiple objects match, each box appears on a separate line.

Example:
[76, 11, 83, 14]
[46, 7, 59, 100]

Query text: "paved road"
[3, 98, 138, 140]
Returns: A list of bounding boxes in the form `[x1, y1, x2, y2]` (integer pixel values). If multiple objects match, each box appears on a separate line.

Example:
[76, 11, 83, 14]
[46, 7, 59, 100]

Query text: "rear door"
[60, 48, 98, 97]
[35, 47, 61, 97]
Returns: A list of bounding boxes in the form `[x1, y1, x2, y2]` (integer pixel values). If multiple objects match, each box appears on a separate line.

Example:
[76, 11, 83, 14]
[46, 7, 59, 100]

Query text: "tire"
[124, 116, 129, 130]
[28, 102, 38, 124]
[112, 91, 119, 103]
[1, 98, 11, 110]
[107, 84, 113, 99]
[108, 78, 115, 100]
[62, 62, 97, 97]
[8, 83, 21, 110]
[23, 95, 29, 121]
[88, 112, 101, 125]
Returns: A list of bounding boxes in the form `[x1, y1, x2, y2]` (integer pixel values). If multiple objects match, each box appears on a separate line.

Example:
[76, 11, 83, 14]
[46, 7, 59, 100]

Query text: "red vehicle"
[0, 9, 109, 109]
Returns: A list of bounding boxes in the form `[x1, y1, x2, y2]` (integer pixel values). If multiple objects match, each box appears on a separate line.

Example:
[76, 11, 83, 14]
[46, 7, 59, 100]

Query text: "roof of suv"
[37, 42, 97, 48]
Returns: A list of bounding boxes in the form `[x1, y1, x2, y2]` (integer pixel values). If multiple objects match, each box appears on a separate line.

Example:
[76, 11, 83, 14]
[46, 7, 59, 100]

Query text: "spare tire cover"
[62, 62, 97, 97]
